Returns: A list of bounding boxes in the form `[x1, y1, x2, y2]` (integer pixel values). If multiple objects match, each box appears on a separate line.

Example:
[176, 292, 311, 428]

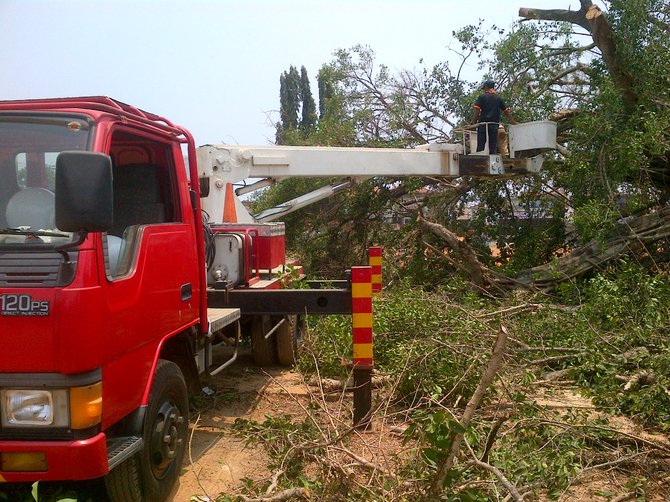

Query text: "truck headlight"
[1, 389, 69, 427]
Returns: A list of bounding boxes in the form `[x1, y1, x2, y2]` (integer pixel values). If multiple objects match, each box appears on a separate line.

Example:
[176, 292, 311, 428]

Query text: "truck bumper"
[0, 433, 108, 482]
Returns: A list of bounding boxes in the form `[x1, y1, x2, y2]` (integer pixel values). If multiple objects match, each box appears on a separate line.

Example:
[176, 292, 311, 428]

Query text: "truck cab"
[0, 97, 214, 500]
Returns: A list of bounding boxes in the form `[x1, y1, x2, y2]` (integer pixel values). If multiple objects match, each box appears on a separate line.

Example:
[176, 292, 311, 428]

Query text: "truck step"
[107, 435, 143, 470]
[207, 307, 241, 334]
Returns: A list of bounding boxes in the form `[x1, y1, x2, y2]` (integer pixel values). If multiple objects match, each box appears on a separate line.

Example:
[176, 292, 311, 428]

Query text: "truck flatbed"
[207, 307, 241, 332]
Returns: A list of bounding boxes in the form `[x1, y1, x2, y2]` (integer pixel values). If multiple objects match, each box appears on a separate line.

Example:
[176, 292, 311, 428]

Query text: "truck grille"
[0, 251, 75, 288]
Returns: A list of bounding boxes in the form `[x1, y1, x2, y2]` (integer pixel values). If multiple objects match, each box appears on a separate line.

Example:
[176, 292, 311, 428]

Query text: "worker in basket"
[471, 79, 517, 155]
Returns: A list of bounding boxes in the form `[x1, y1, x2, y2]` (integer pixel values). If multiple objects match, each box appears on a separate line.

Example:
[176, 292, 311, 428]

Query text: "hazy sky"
[0, 0, 582, 145]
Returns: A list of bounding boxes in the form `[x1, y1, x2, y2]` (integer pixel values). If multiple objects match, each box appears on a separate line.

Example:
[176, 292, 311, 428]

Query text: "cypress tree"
[277, 66, 301, 143]
[299, 66, 317, 132]
[317, 67, 336, 119]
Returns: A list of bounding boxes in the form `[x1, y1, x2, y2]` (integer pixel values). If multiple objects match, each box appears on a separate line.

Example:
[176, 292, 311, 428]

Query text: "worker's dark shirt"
[473, 90, 508, 123]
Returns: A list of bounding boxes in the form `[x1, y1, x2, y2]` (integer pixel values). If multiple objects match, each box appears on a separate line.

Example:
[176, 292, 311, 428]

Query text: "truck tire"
[105, 454, 143, 501]
[251, 315, 277, 366]
[106, 359, 188, 502]
[276, 315, 303, 366]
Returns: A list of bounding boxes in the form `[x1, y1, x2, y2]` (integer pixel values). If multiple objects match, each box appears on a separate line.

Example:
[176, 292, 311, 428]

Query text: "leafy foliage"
[570, 264, 670, 428]
[0, 480, 102, 502]
[245, 6, 670, 498]
[300, 283, 490, 406]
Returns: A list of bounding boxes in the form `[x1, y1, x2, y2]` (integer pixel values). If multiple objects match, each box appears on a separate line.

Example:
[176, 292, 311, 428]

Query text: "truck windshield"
[0, 114, 91, 247]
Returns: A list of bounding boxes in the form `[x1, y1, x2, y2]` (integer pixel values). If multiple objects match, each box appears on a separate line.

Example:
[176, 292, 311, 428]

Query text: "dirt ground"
[529, 386, 670, 502]
[172, 348, 308, 501]
[172, 351, 670, 502]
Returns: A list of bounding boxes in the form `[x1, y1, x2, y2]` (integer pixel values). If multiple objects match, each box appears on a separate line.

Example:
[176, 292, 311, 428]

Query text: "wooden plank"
[207, 307, 240, 332]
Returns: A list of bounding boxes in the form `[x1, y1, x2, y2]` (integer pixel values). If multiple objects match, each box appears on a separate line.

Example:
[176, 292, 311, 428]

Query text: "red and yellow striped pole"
[351, 266, 373, 428]
[368, 247, 382, 294]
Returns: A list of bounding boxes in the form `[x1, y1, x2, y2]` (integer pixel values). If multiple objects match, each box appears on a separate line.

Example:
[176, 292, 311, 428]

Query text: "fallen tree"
[413, 1, 670, 292]
[506, 205, 670, 290]
[420, 205, 670, 292]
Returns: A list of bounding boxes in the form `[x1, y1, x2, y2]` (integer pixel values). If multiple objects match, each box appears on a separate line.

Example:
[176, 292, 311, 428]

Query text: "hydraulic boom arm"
[196, 121, 557, 224]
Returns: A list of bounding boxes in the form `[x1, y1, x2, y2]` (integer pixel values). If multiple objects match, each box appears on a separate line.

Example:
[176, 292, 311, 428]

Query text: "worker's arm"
[504, 108, 518, 125]
[471, 107, 481, 125]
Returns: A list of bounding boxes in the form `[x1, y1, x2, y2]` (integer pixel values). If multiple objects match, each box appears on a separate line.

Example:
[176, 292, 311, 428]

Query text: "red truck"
[0, 96, 555, 500]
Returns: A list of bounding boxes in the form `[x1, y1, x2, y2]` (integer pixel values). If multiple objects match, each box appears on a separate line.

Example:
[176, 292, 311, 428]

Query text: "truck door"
[101, 128, 199, 427]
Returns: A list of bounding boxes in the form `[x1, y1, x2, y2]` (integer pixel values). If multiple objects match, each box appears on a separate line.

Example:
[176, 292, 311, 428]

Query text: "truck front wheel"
[106, 359, 189, 502]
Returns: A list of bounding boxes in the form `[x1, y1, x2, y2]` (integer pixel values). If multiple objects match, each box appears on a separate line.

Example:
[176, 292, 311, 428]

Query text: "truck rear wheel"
[251, 315, 278, 366]
[106, 359, 188, 502]
[276, 315, 303, 366]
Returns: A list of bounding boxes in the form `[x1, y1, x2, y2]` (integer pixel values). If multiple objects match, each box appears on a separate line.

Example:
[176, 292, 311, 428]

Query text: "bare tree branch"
[238, 488, 311, 502]
[532, 63, 589, 98]
[520, 2, 639, 109]
[464, 438, 524, 501]
[546, 42, 597, 56]
[519, 5, 591, 31]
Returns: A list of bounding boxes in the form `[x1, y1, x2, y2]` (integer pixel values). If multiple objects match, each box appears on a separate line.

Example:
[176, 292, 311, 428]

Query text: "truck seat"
[5, 187, 56, 230]
[111, 164, 166, 237]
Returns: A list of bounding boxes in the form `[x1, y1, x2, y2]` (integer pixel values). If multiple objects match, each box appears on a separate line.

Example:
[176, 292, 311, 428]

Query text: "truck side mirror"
[55, 151, 113, 232]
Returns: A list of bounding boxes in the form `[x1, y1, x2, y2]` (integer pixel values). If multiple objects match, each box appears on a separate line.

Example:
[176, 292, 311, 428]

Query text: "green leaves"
[572, 200, 617, 245]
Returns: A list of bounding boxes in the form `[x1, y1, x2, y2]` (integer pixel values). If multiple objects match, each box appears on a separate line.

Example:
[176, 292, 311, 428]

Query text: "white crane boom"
[197, 143, 465, 184]
[196, 121, 557, 224]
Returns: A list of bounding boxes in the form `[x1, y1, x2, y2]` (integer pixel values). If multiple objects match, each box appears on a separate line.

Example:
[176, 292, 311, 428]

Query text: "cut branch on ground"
[430, 324, 510, 495]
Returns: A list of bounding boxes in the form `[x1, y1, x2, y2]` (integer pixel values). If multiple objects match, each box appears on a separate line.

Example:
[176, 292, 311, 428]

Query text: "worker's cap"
[483, 80, 496, 89]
